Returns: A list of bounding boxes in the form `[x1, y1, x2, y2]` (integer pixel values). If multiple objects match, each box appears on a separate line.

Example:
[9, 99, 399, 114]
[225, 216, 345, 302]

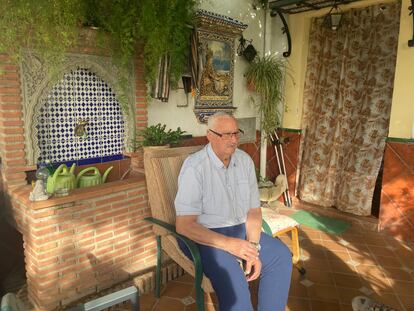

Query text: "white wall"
[147, 0, 286, 137]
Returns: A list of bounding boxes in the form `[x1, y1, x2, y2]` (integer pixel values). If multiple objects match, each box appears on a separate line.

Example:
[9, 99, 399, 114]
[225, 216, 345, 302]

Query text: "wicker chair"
[143, 146, 213, 311]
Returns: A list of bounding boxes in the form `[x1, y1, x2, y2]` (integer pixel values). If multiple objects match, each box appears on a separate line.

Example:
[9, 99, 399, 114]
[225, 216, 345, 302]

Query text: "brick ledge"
[10, 173, 146, 210]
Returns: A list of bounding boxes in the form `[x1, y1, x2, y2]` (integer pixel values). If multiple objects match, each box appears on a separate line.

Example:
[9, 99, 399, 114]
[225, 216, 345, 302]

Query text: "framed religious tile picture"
[192, 10, 247, 123]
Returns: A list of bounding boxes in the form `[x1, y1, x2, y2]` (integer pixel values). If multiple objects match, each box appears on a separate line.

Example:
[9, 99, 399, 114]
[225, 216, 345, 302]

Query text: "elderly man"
[174, 112, 292, 311]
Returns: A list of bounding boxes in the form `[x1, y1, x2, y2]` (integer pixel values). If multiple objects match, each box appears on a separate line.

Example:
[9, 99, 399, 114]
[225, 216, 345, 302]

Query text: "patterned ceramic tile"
[37, 68, 124, 165]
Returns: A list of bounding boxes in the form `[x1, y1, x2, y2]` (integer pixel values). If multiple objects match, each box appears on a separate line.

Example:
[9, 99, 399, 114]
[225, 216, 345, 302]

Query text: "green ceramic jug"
[76, 166, 113, 188]
[46, 163, 76, 194]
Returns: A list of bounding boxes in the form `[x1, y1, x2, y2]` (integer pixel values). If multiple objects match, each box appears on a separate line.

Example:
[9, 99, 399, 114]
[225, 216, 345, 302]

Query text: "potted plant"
[132, 123, 186, 150]
[244, 55, 286, 137]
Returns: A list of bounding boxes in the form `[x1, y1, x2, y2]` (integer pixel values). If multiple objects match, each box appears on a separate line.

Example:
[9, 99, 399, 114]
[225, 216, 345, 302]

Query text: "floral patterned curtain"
[297, 1, 401, 216]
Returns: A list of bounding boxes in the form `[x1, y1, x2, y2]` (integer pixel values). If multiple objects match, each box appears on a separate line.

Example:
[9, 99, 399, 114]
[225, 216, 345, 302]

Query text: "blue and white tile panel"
[36, 68, 125, 165]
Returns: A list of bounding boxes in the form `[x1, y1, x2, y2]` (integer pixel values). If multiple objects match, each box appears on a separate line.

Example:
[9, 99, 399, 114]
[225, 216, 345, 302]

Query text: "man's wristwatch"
[249, 241, 261, 252]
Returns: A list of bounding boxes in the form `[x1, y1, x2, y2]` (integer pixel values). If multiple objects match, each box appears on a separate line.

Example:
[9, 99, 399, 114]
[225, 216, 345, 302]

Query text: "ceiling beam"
[269, 0, 306, 9]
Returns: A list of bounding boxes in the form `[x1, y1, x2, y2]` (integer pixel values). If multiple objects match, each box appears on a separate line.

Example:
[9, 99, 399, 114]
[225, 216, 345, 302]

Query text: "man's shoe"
[352, 296, 398, 311]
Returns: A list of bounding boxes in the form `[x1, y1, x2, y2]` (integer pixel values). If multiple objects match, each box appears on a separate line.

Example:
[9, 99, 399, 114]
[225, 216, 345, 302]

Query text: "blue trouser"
[178, 223, 292, 311]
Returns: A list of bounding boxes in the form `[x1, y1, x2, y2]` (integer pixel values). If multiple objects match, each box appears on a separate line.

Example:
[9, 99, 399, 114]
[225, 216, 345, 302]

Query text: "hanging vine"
[0, 0, 197, 88]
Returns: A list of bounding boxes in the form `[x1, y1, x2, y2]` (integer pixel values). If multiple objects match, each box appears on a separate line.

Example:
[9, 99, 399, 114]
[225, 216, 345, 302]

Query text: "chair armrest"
[144, 217, 203, 277]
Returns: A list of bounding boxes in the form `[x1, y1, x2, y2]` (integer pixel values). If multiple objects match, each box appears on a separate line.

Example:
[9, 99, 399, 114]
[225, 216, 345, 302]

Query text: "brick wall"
[10, 182, 154, 310]
[0, 40, 154, 309]
[0, 54, 28, 191]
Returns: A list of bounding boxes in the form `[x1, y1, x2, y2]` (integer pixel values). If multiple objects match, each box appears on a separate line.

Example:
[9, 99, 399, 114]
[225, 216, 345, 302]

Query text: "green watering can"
[76, 166, 113, 188]
[46, 163, 76, 194]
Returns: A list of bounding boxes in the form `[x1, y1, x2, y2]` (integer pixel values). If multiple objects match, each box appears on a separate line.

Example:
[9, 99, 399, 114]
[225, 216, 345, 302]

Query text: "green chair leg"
[194, 264, 205, 311]
[145, 218, 205, 310]
[155, 235, 162, 298]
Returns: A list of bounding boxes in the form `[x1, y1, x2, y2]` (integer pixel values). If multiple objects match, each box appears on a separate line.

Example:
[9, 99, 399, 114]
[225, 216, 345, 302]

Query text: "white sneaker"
[352, 296, 398, 311]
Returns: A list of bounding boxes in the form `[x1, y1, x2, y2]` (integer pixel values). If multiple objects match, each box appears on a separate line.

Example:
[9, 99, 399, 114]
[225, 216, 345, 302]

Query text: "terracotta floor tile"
[399, 295, 414, 311]
[339, 304, 354, 311]
[309, 299, 341, 311]
[305, 269, 335, 286]
[362, 236, 387, 247]
[339, 232, 365, 243]
[336, 287, 363, 304]
[134, 214, 414, 311]
[348, 250, 377, 264]
[390, 280, 414, 296]
[367, 245, 396, 257]
[360, 279, 392, 294]
[162, 281, 194, 299]
[301, 247, 326, 258]
[318, 232, 339, 243]
[299, 229, 321, 240]
[303, 259, 333, 272]
[300, 238, 325, 250]
[307, 284, 340, 302]
[382, 266, 414, 281]
[286, 297, 311, 311]
[135, 212, 412, 311]
[322, 240, 349, 252]
[325, 250, 350, 262]
[288, 280, 309, 298]
[189, 290, 218, 305]
[332, 272, 363, 289]
[328, 259, 358, 274]
[355, 265, 387, 280]
[175, 273, 196, 284]
[374, 254, 403, 268]
[139, 294, 158, 311]
[360, 277, 394, 294]
[346, 243, 370, 253]
[152, 296, 184, 311]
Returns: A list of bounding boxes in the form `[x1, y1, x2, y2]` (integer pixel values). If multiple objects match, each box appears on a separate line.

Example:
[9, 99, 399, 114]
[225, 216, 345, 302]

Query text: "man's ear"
[206, 130, 213, 142]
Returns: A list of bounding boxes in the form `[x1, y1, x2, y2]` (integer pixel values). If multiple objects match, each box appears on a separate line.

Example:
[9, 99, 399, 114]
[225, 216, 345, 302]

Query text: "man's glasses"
[209, 129, 244, 140]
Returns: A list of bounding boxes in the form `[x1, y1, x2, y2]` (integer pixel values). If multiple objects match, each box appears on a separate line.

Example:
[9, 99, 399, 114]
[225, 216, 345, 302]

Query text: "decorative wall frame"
[20, 51, 135, 166]
[193, 10, 247, 123]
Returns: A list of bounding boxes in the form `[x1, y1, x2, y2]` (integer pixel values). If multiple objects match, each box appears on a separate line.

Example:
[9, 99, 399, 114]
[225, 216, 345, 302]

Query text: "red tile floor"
[134, 205, 414, 311]
[2, 204, 414, 311]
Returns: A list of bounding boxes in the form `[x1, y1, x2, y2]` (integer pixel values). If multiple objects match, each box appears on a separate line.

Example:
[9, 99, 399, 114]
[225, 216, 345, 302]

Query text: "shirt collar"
[206, 143, 237, 169]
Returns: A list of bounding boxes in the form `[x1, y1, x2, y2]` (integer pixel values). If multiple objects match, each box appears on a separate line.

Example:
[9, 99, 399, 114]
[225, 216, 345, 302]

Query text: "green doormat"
[289, 210, 351, 235]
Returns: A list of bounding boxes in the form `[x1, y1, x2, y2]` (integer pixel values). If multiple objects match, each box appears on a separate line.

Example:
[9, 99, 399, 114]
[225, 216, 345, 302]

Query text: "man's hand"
[176, 216, 258, 261]
[244, 258, 262, 281]
[226, 238, 259, 262]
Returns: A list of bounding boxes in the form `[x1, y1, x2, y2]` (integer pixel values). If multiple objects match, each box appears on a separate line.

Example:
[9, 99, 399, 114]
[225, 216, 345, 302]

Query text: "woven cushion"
[261, 207, 299, 234]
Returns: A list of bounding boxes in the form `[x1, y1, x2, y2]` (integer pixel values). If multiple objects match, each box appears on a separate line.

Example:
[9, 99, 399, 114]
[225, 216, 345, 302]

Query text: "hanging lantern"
[324, 2, 343, 31]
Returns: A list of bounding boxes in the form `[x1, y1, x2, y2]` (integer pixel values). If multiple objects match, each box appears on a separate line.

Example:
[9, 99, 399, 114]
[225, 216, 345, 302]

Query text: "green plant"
[133, 124, 186, 148]
[245, 55, 285, 137]
[0, 0, 196, 90]
[136, 0, 196, 87]
[0, 0, 84, 68]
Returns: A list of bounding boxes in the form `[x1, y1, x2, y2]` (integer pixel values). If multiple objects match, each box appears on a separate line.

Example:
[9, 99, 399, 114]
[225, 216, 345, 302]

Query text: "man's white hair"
[207, 112, 236, 130]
